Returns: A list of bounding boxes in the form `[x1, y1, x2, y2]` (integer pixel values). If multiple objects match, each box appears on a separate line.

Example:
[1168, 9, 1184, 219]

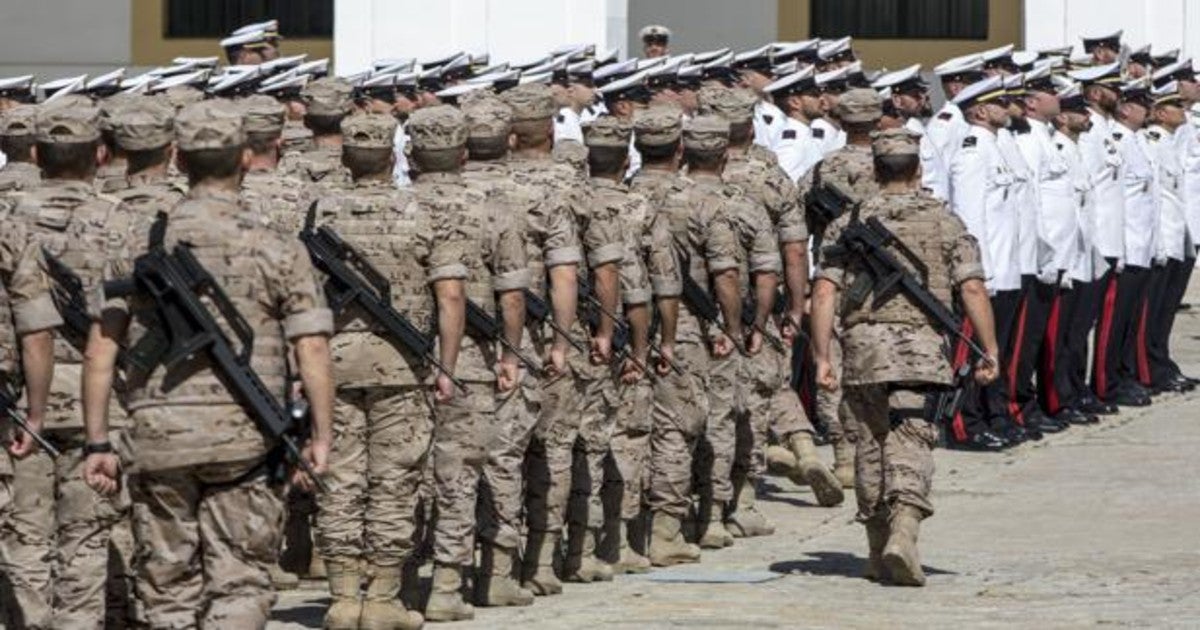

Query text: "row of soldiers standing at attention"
[0, 18, 1190, 629]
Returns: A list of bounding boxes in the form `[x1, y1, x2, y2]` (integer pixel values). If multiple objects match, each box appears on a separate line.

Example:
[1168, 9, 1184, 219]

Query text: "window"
[165, 0, 333, 38]
[811, 0, 989, 40]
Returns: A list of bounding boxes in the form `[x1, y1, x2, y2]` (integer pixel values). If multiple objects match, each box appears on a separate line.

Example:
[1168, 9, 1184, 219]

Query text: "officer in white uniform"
[812, 66, 849, 156]
[732, 45, 787, 151]
[553, 62, 597, 144]
[928, 54, 986, 189]
[872, 65, 948, 199]
[763, 66, 826, 185]
[597, 70, 652, 180]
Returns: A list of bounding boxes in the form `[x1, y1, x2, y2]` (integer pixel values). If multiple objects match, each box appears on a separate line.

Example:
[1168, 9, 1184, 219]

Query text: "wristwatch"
[82, 441, 114, 456]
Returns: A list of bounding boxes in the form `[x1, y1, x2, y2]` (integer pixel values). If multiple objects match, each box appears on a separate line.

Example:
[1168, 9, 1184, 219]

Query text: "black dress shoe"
[1029, 411, 1068, 433]
[1079, 395, 1119, 415]
[946, 431, 1008, 452]
[1171, 375, 1197, 392]
[998, 421, 1037, 443]
[1113, 388, 1151, 407]
[1055, 408, 1094, 425]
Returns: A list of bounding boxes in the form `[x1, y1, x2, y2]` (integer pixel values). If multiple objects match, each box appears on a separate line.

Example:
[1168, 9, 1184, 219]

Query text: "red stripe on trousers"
[1094, 274, 1119, 400]
[1007, 295, 1030, 425]
[1137, 297, 1151, 386]
[1043, 292, 1063, 415]
[951, 319, 974, 442]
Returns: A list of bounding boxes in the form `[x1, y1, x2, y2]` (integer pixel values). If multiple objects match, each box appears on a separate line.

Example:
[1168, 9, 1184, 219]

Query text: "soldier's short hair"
[412, 148, 462, 174]
[511, 119, 553, 149]
[35, 140, 98, 179]
[0, 135, 34, 163]
[636, 140, 678, 163]
[246, 132, 280, 155]
[178, 146, 243, 182]
[126, 145, 171, 175]
[727, 120, 753, 144]
[467, 136, 508, 161]
[342, 145, 393, 179]
[303, 113, 343, 137]
[586, 145, 626, 177]
[873, 154, 919, 182]
[682, 147, 724, 171]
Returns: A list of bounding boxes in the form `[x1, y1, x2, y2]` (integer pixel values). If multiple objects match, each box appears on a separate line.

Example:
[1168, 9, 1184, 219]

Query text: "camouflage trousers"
[696, 352, 742, 505]
[647, 341, 710, 518]
[128, 458, 285, 629]
[812, 329, 850, 443]
[569, 368, 619, 532]
[524, 362, 587, 536]
[432, 381, 495, 566]
[0, 430, 132, 630]
[478, 368, 541, 550]
[740, 332, 815, 482]
[842, 384, 938, 523]
[317, 386, 433, 565]
[602, 379, 654, 521]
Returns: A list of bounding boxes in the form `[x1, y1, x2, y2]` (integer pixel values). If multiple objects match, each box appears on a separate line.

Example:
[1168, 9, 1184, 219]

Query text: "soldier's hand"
[497, 355, 521, 392]
[816, 358, 838, 392]
[974, 354, 1000, 385]
[712, 333, 735, 358]
[746, 329, 764, 356]
[780, 312, 803, 345]
[546, 341, 569, 377]
[434, 374, 457, 404]
[620, 357, 645, 384]
[8, 414, 43, 459]
[83, 453, 122, 496]
[292, 438, 330, 493]
[590, 334, 613, 365]
[655, 343, 676, 376]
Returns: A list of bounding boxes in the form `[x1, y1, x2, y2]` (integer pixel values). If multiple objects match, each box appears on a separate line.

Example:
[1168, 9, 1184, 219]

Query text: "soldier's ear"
[240, 147, 254, 171]
[95, 143, 110, 168]
[29, 144, 38, 167]
[507, 132, 518, 152]
[458, 146, 468, 167]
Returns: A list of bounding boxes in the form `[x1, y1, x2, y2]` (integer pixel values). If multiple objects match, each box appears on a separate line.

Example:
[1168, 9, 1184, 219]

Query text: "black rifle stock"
[0, 381, 61, 458]
[576, 277, 678, 379]
[127, 238, 327, 492]
[465, 299, 541, 373]
[299, 204, 467, 393]
[741, 291, 787, 353]
[523, 288, 587, 354]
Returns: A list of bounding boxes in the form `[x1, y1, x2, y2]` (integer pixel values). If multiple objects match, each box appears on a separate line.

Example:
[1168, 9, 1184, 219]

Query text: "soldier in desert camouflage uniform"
[279, 77, 353, 192]
[408, 105, 529, 622]
[109, 97, 187, 220]
[240, 94, 309, 233]
[812, 128, 1000, 587]
[311, 112, 467, 630]
[94, 95, 133, 194]
[0, 105, 41, 193]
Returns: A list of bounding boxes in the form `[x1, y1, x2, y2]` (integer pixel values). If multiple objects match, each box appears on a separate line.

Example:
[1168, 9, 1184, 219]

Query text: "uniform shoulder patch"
[555, 114, 565, 124]
[1148, 130, 1161, 141]
[763, 114, 774, 125]
[812, 127, 825, 139]
[782, 129, 796, 140]
[962, 136, 977, 148]
[938, 111, 953, 121]
[1113, 132, 1123, 141]
[1056, 143, 1063, 150]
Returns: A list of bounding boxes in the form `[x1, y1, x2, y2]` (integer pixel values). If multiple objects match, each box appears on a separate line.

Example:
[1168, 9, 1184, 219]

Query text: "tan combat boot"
[424, 563, 474, 622]
[648, 511, 702, 566]
[475, 543, 534, 607]
[698, 500, 735, 549]
[863, 515, 889, 582]
[787, 432, 845, 507]
[882, 505, 926, 587]
[724, 481, 775, 538]
[269, 562, 300, 590]
[360, 563, 424, 630]
[520, 530, 562, 596]
[563, 527, 614, 582]
[765, 444, 799, 478]
[613, 519, 651, 574]
[832, 438, 855, 489]
[323, 558, 363, 630]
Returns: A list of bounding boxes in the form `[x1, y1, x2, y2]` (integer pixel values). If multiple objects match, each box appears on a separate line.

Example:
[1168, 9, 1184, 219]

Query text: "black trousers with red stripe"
[1038, 279, 1079, 416]
[1009, 276, 1055, 423]
[981, 289, 1022, 430]
[1147, 256, 1195, 385]
[1091, 262, 1145, 401]
[1066, 279, 1099, 406]
[1117, 265, 1151, 389]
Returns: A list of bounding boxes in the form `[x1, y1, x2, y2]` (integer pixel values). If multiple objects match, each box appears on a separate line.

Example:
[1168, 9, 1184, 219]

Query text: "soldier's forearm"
[294, 334, 334, 445]
[753, 271, 779, 330]
[713, 270, 743, 339]
[592, 263, 619, 339]
[783, 241, 808, 316]
[810, 279, 837, 362]
[626, 302, 651, 360]
[82, 322, 119, 444]
[549, 264, 579, 337]
[960, 279, 1000, 358]
[20, 330, 54, 425]
[498, 289, 526, 355]
[656, 296, 679, 346]
[435, 279, 467, 372]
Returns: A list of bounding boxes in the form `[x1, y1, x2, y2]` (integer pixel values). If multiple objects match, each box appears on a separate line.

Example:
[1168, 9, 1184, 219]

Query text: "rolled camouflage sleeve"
[578, 197, 626, 268]
[767, 170, 809, 243]
[543, 201, 583, 268]
[945, 212, 987, 286]
[702, 213, 741, 275]
[267, 238, 334, 339]
[425, 211, 470, 283]
[619, 239, 653, 306]
[748, 214, 783, 275]
[645, 213, 681, 298]
[0, 219, 63, 335]
[814, 216, 849, 288]
[491, 211, 531, 292]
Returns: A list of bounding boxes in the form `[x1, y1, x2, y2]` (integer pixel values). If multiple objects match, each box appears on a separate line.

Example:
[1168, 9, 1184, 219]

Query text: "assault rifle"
[0, 380, 61, 458]
[677, 250, 746, 356]
[523, 288, 587, 354]
[465, 299, 541, 373]
[299, 203, 466, 393]
[42, 251, 97, 351]
[121, 215, 326, 491]
[577, 277, 682, 377]
[825, 215, 991, 423]
[805, 181, 855, 264]
[742, 291, 787, 353]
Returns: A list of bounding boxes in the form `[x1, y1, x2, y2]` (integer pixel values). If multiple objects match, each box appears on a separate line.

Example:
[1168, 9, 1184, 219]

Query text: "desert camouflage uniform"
[98, 183, 333, 628]
[279, 144, 352, 193]
[462, 159, 583, 556]
[819, 190, 984, 523]
[0, 105, 41, 194]
[312, 178, 465, 569]
[412, 171, 529, 567]
[282, 118, 316, 154]
[0, 161, 40, 194]
[112, 170, 188, 219]
[242, 167, 309, 232]
[0, 178, 134, 630]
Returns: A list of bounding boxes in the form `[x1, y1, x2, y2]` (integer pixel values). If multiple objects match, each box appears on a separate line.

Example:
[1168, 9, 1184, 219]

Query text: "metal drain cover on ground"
[637, 570, 782, 584]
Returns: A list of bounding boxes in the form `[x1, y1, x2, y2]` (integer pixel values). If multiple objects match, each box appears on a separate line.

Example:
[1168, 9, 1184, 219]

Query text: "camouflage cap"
[407, 105, 468, 151]
[240, 94, 286, 135]
[632, 105, 682, 146]
[342, 112, 397, 149]
[0, 105, 37, 137]
[35, 100, 102, 144]
[697, 85, 756, 124]
[97, 93, 140, 132]
[870, 128, 920, 157]
[175, 99, 245, 151]
[162, 85, 205, 112]
[583, 115, 631, 148]
[302, 77, 354, 117]
[462, 95, 513, 139]
[682, 114, 729, 152]
[111, 98, 175, 150]
[835, 87, 883, 123]
[502, 83, 557, 121]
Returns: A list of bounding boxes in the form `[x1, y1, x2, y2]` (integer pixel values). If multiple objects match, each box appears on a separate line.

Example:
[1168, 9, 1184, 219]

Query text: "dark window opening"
[165, 0, 333, 38]
[811, 0, 989, 40]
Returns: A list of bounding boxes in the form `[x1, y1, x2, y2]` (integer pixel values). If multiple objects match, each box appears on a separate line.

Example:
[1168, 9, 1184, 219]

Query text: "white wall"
[0, 0, 131, 76]
[626, 0, 776, 59]
[335, 0, 621, 74]
[1023, 0, 1200, 58]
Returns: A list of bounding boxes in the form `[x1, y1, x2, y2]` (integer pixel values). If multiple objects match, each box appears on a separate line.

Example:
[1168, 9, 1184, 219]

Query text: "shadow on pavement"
[270, 602, 328, 628]
[769, 552, 956, 580]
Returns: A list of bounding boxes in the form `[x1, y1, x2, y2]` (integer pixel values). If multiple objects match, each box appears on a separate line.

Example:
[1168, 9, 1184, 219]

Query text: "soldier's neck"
[1155, 121, 1181, 134]
[189, 176, 241, 195]
[127, 164, 168, 186]
[246, 151, 279, 173]
[314, 134, 343, 149]
[1057, 127, 1080, 142]
[511, 146, 552, 159]
[881, 181, 916, 194]
[727, 142, 751, 156]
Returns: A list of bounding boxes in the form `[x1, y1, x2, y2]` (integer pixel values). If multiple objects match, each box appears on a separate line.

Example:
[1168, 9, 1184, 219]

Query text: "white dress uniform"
[753, 99, 787, 151]
[926, 102, 970, 177]
[998, 126, 1045, 280]
[1051, 129, 1093, 283]
[392, 122, 412, 188]
[1015, 118, 1071, 282]
[555, 106, 584, 144]
[906, 117, 949, 200]
[950, 124, 1020, 292]
[1146, 124, 1189, 263]
[811, 117, 846, 157]
[774, 117, 824, 185]
[1078, 109, 1125, 274]
[1179, 109, 1200, 251]
[1114, 122, 1158, 269]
